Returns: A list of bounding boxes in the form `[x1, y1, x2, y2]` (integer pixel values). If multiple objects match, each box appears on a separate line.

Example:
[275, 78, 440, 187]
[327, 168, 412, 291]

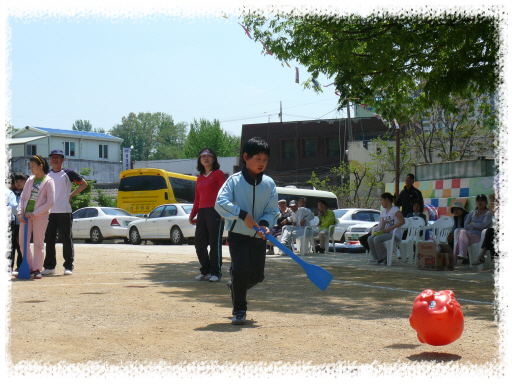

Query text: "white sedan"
[127, 204, 196, 245]
[72, 207, 138, 244]
[331, 208, 381, 243]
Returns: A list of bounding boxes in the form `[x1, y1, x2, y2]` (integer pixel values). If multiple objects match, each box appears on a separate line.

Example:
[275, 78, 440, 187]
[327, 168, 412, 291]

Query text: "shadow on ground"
[115, 250, 497, 324]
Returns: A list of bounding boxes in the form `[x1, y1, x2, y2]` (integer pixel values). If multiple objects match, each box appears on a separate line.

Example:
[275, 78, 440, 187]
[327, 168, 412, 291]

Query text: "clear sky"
[7, 11, 348, 137]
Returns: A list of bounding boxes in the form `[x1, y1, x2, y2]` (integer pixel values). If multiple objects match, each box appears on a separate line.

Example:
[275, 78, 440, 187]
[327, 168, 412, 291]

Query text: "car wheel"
[130, 227, 142, 245]
[170, 226, 184, 245]
[90, 227, 104, 244]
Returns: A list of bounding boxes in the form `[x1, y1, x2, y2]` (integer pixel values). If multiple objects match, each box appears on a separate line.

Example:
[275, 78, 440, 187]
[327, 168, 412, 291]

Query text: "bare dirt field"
[5, 242, 503, 378]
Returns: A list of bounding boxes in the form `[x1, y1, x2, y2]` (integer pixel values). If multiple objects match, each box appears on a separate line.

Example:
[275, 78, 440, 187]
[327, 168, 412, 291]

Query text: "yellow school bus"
[117, 168, 197, 215]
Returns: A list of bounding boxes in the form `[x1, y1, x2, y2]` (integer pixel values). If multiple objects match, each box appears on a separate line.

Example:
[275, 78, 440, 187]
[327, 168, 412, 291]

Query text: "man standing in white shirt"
[279, 199, 314, 254]
[42, 149, 88, 276]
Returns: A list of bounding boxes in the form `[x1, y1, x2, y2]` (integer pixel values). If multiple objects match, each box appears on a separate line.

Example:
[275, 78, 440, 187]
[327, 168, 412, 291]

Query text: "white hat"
[451, 201, 467, 214]
[199, 149, 213, 157]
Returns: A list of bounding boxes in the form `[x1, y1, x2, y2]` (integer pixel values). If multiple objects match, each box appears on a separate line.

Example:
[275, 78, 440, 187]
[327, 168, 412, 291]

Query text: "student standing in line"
[215, 137, 279, 325]
[10, 173, 28, 276]
[16, 156, 55, 279]
[42, 149, 88, 276]
[189, 148, 226, 282]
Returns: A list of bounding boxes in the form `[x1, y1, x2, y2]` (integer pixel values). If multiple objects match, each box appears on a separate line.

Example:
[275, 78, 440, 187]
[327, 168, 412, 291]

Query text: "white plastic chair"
[395, 217, 426, 264]
[383, 219, 410, 266]
[427, 216, 455, 243]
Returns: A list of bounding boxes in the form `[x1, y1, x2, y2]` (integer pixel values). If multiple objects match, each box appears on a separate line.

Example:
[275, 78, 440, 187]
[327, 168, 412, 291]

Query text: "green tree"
[95, 189, 117, 207]
[5, 123, 19, 137]
[150, 120, 188, 160]
[110, 112, 177, 161]
[71, 168, 93, 211]
[183, 118, 241, 158]
[72, 120, 93, 132]
[241, 11, 500, 119]
[308, 160, 385, 209]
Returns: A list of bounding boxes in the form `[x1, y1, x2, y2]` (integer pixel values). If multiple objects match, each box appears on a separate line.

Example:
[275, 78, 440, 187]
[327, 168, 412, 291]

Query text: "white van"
[276, 187, 338, 215]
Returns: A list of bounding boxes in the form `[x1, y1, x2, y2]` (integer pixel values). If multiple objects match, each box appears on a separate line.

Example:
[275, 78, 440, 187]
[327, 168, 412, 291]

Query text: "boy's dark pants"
[228, 231, 266, 313]
[44, 213, 74, 271]
[195, 207, 224, 277]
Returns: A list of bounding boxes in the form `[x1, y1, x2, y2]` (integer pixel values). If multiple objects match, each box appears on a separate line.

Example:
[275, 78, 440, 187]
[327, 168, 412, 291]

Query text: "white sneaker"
[209, 275, 220, 282]
[64, 269, 73, 275]
[41, 268, 56, 275]
[195, 273, 211, 281]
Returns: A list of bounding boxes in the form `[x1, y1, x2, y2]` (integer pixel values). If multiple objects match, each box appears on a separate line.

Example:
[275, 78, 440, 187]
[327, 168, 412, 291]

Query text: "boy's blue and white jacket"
[215, 167, 279, 238]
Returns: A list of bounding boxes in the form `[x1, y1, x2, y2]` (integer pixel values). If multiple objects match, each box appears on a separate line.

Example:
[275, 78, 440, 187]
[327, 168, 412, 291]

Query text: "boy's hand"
[243, 213, 259, 231]
[25, 212, 34, 218]
[18, 214, 26, 224]
[252, 224, 269, 240]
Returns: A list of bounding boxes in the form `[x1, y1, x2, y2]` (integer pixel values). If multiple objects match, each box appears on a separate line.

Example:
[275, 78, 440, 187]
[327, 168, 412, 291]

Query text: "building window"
[281, 140, 296, 160]
[326, 137, 341, 158]
[27, 144, 37, 156]
[99, 144, 108, 159]
[64, 142, 75, 157]
[302, 138, 317, 158]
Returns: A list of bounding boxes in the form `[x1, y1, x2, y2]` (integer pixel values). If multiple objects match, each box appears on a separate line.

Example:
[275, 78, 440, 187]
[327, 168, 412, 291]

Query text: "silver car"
[127, 204, 196, 245]
[331, 208, 381, 243]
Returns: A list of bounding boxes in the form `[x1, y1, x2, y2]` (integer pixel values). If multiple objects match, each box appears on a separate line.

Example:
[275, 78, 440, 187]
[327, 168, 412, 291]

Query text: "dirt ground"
[5, 241, 502, 376]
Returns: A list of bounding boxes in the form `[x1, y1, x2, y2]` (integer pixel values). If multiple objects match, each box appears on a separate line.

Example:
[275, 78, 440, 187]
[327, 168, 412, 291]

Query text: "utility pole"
[346, 102, 353, 141]
[280, 101, 282, 122]
[394, 119, 400, 200]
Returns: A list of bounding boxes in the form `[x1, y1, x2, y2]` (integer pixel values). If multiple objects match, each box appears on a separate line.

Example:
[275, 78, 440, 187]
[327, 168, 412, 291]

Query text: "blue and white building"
[7, 126, 124, 184]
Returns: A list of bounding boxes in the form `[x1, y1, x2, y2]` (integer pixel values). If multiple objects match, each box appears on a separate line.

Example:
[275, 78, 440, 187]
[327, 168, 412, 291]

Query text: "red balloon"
[409, 289, 464, 346]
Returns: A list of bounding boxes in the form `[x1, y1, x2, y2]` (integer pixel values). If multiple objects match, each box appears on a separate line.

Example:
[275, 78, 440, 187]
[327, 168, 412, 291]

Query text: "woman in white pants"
[368, 193, 405, 264]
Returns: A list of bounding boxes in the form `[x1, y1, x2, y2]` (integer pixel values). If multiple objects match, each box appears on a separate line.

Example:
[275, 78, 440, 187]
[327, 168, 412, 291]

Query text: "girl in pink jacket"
[16, 155, 55, 279]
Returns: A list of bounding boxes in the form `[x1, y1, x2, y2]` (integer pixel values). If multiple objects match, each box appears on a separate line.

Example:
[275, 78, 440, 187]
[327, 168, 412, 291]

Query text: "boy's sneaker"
[33, 270, 42, 279]
[11, 268, 19, 277]
[195, 273, 211, 281]
[64, 269, 73, 276]
[209, 275, 220, 282]
[232, 310, 246, 325]
[41, 268, 56, 276]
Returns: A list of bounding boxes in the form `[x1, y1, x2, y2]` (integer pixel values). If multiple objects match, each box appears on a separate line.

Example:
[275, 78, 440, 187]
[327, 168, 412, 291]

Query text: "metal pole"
[394, 119, 400, 199]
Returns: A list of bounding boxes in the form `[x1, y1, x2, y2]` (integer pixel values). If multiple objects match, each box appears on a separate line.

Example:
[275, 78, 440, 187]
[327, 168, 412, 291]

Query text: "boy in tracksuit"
[215, 137, 279, 325]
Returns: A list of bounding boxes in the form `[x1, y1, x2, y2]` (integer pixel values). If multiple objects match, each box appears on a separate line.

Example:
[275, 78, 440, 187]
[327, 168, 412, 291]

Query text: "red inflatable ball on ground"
[409, 289, 464, 346]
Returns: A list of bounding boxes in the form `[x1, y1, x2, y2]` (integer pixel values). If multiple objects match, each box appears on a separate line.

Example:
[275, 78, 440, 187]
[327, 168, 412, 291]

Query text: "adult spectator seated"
[472, 192, 498, 266]
[266, 199, 292, 255]
[368, 192, 405, 264]
[447, 201, 468, 260]
[279, 199, 314, 254]
[395, 173, 424, 218]
[313, 199, 336, 254]
[454, 194, 493, 265]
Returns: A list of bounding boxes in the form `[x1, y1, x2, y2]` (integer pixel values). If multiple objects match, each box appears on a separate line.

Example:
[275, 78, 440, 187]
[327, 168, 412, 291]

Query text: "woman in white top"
[368, 192, 406, 264]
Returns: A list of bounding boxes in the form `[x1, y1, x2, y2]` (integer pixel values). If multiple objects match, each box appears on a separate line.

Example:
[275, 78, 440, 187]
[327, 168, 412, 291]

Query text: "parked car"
[127, 203, 196, 245]
[331, 208, 381, 243]
[339, 222, 379, 252]
[72, 207, 138, 244]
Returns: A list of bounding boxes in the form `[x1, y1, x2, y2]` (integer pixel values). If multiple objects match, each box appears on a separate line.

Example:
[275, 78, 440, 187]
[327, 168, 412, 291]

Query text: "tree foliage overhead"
[110, 112, 186, 162]
[241, 10, 501, 119]
[72, 119, 93, 132]
[183, 118, 241, 158]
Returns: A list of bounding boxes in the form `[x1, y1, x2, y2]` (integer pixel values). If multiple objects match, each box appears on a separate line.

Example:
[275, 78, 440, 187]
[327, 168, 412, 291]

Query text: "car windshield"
[335, 209, 349, 219]
[101, 208, 133, 216]
[181, 205, 193, 214]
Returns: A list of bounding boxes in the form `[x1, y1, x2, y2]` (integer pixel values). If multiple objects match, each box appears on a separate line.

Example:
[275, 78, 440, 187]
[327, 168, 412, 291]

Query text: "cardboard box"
[417, 241, 449, 271]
